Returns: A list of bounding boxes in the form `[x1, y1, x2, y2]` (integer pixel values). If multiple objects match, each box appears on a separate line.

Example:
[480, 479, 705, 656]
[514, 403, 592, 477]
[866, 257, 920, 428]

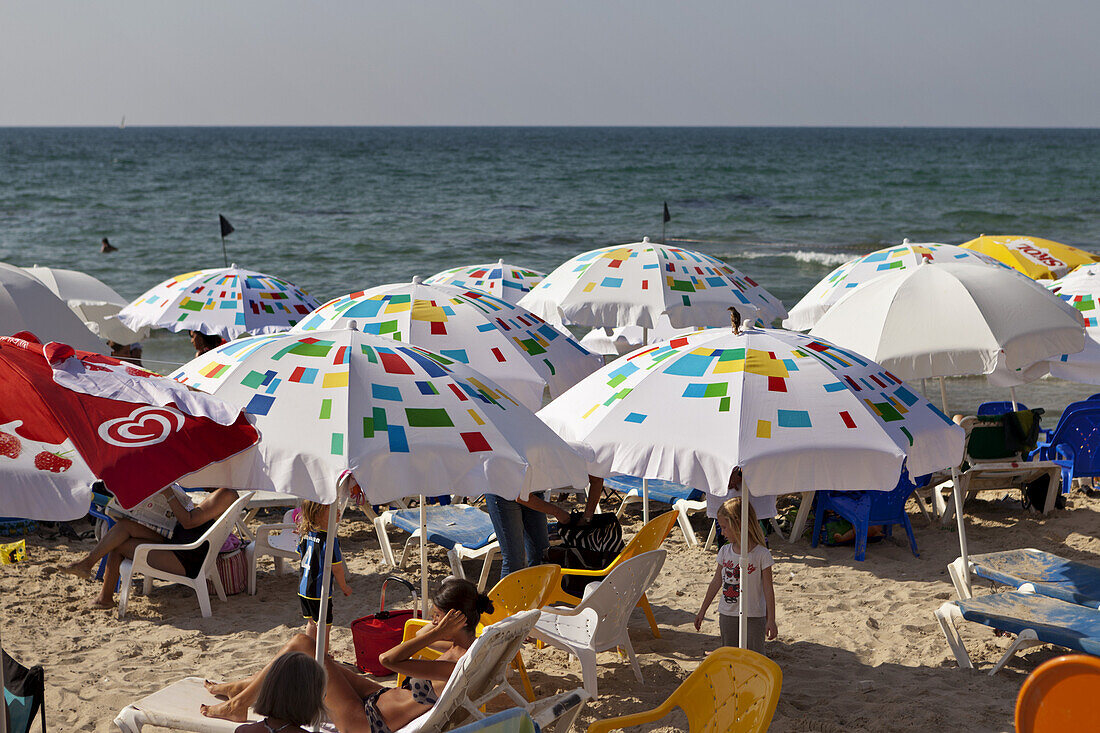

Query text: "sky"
[3, 0, 1098, 127]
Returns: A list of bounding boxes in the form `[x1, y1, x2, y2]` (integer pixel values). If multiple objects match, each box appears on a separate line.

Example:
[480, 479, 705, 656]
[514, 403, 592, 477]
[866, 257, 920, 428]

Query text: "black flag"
[662, 202, 671, 223]
[219, 214, 235, 238]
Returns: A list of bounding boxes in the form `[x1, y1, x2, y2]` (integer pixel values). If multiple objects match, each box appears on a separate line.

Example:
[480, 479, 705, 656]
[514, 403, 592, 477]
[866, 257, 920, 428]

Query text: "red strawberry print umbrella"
[0, 332, 258, 521]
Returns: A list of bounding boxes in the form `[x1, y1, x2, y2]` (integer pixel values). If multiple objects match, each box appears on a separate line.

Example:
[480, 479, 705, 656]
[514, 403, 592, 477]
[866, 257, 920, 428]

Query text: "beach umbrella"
[117, 265, 320, 340]
[808, 261, 1085, 400]
[580, 319, 703, 357]
[1031, 264, 1100, 385]
[0, 333, 259, 521]
[424, 259, 546, 304]
[517, 238, 788, 330]
[960, 234, 1100, 281]
[538, 325, 964, 647]
[292, 278, 603, 411]
[21, 264, 148, 345]
[783, 241, 1006, 331]
[172, 327, 589, 642]
[0, 264, 107, 354]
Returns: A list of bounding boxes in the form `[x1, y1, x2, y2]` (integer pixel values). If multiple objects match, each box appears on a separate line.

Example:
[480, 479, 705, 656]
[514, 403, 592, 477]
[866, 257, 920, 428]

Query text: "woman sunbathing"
[203, 577, 493, 733]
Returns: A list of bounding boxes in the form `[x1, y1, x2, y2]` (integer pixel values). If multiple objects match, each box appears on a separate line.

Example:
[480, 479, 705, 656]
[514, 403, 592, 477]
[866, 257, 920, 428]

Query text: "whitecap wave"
[727, 249, 853, 267]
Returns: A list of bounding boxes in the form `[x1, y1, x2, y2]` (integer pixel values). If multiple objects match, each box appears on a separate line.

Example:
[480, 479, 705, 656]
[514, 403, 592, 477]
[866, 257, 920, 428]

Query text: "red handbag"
[351, 576, 420, 675]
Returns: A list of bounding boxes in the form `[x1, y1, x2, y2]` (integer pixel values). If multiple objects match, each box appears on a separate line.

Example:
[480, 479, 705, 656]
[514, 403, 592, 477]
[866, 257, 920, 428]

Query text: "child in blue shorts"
[297, 501, 352, 646]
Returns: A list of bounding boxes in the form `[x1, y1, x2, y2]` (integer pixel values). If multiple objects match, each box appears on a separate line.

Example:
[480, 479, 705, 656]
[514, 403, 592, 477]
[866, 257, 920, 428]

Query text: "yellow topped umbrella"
[960, 234, 1100, 280]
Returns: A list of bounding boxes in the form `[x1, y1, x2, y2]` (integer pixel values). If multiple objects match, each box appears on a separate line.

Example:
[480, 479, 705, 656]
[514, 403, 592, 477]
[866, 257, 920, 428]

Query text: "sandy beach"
[3, 487, 1098, 733]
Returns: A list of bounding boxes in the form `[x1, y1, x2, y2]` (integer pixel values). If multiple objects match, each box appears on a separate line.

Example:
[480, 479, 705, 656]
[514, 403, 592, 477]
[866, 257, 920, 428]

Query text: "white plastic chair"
[244, 509, 300, 596]
[531, 548, 667, 698]
[118, 491, 253, 619]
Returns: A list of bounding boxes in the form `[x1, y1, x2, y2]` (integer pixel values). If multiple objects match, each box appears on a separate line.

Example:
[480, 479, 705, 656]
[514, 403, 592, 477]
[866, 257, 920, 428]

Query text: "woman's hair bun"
[477, 592, 494, 616]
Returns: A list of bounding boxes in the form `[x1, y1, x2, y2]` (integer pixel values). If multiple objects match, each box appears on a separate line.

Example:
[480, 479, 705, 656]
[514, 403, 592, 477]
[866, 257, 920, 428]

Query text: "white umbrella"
[1039, 264, 1100, 384]
[424, 259, 546, 305]
[173, 327, 589, 653]
[292, 278, 603, 411]
[808, 260, 1086, 596]
[21, 265, 148, 344]
[539, 325, 964, 648]
[783, 241, 1006, 331]
[809, 261, 1085, 389]
[518, 238, 788, 329]
[0, 264, 107, 354]
[580, 319, 705, 357]
[117, 265, 320, 340]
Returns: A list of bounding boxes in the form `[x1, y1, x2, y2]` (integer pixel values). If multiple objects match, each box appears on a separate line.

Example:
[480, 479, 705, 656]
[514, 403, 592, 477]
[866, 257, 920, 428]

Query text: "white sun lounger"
[114, 610, 588, 733]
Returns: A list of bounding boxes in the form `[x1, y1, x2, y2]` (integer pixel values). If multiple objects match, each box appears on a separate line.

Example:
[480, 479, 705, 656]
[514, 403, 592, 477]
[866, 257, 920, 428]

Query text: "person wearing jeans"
[484, 493, 550, 582]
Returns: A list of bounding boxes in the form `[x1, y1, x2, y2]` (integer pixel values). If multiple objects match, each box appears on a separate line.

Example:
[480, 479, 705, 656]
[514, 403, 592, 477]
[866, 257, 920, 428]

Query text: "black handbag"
[545, 513, 625, 596]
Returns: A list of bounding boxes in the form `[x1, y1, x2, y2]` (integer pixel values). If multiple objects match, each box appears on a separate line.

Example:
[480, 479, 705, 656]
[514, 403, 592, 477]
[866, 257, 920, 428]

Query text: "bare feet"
[61, 562, 92, 580]
[201, 700, 249, 722]
[89, 598, 114, 609]
[204, 679, 242, 699]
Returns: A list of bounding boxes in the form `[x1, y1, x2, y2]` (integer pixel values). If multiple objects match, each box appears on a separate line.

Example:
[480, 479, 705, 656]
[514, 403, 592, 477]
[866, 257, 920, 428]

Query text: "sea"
[2, 126, 1099, 416]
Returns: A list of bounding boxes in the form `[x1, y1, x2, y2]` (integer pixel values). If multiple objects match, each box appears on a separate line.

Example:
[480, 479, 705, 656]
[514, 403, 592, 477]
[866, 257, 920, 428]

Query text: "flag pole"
[220, 235, 228, 268]
[218, 215, 235, 268]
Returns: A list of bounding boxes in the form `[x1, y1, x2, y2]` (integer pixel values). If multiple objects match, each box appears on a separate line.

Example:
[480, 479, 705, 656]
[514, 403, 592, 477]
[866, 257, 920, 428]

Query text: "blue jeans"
[484, 494, 549, 582]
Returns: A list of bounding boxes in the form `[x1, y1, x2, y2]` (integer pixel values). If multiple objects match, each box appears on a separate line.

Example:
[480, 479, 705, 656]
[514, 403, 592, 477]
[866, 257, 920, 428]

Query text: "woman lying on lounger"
[204, 577, 494, 733]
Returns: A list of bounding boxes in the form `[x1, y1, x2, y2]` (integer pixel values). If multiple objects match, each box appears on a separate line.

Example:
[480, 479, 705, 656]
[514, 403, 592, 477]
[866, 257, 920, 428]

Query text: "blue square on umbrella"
[245, 394, 276, 416]
[624, 412, 647, 423]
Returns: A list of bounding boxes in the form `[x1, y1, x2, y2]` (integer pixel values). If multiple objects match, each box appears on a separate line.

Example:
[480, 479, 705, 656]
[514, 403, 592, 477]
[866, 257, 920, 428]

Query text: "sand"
[3, 489, 1099, 733]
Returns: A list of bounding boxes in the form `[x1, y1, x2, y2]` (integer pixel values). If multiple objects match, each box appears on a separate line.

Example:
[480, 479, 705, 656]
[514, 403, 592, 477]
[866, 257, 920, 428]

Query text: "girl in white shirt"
[694, 495, 778, 655]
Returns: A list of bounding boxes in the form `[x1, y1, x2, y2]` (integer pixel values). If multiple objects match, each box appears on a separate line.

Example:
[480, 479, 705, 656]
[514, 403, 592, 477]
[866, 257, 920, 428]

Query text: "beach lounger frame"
[948, 549, 1100, 609]
[609, 475, 706, 547]
[934, 589, 1100, 675]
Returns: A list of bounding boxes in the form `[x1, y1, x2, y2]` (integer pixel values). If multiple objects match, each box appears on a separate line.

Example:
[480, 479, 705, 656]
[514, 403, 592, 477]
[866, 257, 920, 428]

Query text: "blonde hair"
[253, 651, 326, 727]
[716, 497, 767, 549]
[296, 501, 327, 535]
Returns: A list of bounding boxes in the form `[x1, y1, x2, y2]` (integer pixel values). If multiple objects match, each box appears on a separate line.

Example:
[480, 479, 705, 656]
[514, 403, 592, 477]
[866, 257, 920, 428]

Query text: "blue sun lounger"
[374, 503, 499, 591]
[949, 549, 1100, 609]
[607, 475, 706, 546]
[936, 590, 1100, 674]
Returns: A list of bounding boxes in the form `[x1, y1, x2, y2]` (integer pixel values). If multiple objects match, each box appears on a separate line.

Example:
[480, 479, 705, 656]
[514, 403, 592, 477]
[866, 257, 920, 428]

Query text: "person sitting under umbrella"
[61, 487, 239, 608]
[189, 330, 225, 356]
[200, 577, 493, 731]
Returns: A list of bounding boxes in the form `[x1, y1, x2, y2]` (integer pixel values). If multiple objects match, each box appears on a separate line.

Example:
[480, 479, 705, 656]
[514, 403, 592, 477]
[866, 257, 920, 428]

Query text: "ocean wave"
[727, 249, 853, 267]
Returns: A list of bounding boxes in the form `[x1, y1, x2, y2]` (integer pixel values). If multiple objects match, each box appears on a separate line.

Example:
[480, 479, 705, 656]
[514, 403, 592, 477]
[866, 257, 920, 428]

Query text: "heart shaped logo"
[98, 406, 185, 447]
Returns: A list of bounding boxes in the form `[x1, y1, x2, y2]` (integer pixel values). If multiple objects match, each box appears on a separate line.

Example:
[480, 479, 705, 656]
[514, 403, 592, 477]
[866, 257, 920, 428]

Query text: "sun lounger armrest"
[131, 536, 207, 568]
[558, 567, 612, 578]
[539, 603, 590, 618]
[1055, 444, 1076, 462]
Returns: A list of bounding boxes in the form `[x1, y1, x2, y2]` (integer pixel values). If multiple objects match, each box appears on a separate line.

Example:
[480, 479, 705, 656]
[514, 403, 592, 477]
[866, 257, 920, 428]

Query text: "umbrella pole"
[739, 491, 748, 650]
[313, 500, 339, 665]
[921, 378, 927, 399]
[1010, 387, 1019, 411]
[1, 620, 7, 733]
[951, 465, 972, 596]
[938, 377, 950, 416]
[642, 478, 650, 524]
[420, 495, 428, 618]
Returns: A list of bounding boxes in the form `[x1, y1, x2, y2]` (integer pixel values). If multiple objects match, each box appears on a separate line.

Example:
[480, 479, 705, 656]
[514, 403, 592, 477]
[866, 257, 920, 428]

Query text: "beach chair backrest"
[1046, 404, 1100, 475]
[614, 511, 678, 567]
[404, 610, 539, 732]
[483, 564, 561, 627]
[194, 491, 253, 579]
[582, 549, 666, 650]
[977, 400, 1028, 416]
[962, 412, 1043, 461]
[676, 647, 782, 733]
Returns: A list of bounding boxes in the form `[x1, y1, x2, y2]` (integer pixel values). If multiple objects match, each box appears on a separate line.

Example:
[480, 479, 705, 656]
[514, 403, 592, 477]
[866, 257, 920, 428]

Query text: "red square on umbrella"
[460, 431, 492, 452]
[379, 352, 413, 374]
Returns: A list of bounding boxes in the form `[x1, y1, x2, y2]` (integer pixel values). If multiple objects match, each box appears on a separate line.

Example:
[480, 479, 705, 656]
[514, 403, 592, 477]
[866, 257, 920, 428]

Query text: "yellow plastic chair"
[545, 510, 679, 638]
[397, 564, 562, 700]
[1015, 654, 1100, 732]
[586, 647, 782, 733]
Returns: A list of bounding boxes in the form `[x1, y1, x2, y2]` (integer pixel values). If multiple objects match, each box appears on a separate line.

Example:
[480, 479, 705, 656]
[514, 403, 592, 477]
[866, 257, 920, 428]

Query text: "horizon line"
[2, 123, 1100, 130]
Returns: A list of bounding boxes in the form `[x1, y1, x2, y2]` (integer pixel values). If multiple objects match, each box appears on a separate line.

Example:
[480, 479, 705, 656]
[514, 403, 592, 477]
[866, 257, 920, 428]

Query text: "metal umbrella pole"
[739, 487, 749, 650]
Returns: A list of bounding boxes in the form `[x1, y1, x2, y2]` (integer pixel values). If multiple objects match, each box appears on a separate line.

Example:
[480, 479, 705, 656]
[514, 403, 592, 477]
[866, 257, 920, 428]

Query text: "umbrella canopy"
[808, 262, 1086, 383]
[783, 241, 1006, 331]
[424, 259, 546, 305]
[517, 238, 788, 330]
[0, 264, 107, 354]
[292, 279, 602, 411]
[22, 264, 148, 344]
[172, 328, 589, 505]
[960, 235, 1100, 281]
[580, 319, 704, 357]
[117, 265, 321, 340]
[539, 326, 964, 497]
[0, 334, 258, 521]
[1039, 264, 1100, 384]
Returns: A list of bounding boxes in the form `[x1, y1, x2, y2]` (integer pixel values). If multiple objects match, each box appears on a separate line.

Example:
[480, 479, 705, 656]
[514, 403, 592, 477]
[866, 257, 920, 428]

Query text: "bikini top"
[402, 677, 440, 706]
[261, 719, 300, 733]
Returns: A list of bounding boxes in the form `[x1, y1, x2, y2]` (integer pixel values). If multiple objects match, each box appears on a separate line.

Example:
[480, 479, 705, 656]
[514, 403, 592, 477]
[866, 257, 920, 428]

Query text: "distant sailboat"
[120, 115, 126, 129]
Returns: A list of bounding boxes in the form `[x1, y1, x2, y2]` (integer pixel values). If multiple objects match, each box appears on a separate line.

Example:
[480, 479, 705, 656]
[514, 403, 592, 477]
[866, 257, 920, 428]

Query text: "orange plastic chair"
[545, 510, 679, 638]
[586, 646, 782, 733]
[396, 564, 562, 700]
[1015, 654, 1100, 732]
